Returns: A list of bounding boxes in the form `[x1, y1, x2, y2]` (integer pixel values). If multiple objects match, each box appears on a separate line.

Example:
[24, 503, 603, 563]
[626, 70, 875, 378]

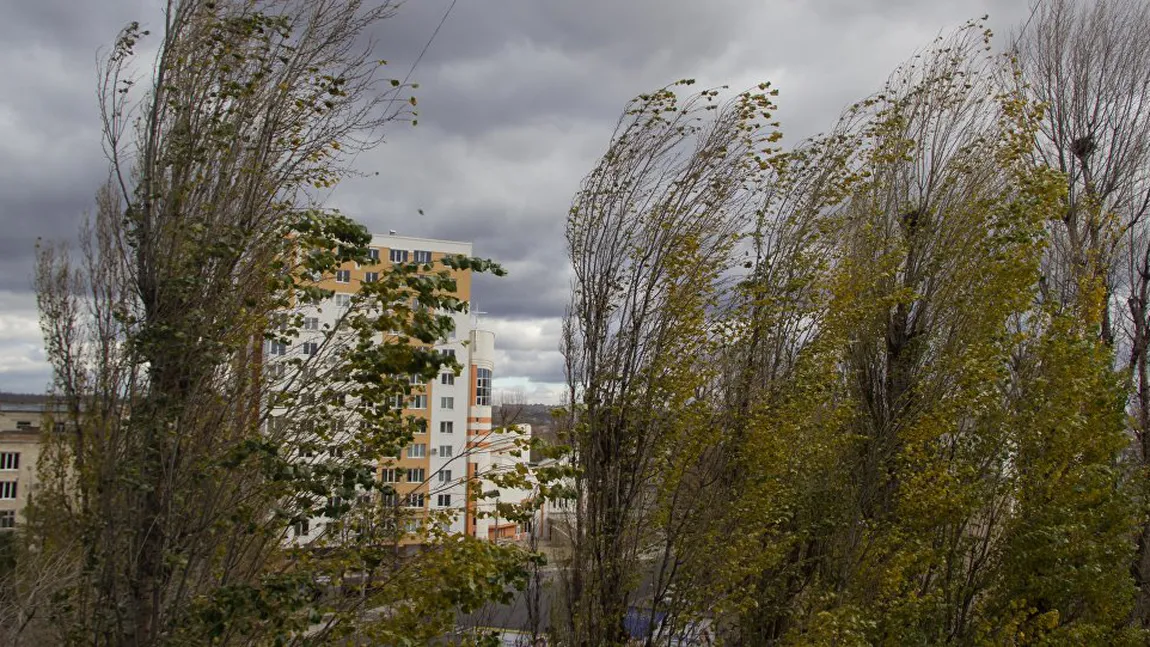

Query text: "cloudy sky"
[0, 0, 1031, 403]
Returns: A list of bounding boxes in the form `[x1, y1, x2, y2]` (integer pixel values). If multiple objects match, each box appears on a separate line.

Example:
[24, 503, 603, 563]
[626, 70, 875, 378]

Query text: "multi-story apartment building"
[276, 233, 527, 543]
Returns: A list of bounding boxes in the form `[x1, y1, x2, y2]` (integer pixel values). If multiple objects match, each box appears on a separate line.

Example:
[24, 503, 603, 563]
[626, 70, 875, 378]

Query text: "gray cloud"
[0, 291, 52, 393]
[0, 0, 1036, 401]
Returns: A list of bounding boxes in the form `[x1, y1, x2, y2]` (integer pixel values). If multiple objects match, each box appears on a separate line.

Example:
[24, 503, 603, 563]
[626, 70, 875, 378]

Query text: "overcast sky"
[0, 0, 1032, 403]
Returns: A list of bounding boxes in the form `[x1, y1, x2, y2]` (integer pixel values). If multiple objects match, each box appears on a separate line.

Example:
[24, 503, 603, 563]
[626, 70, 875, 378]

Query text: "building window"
[406, 468, 426, 482]
[440, 421, 454, 434]
[302, 342, 319, 356]
[407, 444, 426, 459]
[436, 494, 452, 508]
[438, 469, 453, 483]
[440, 349, 456, 360]
[381, 468, 400, 483]
[267, 341, 287, 356]
[441, 372, 454, 386]
[410, 374, 425, 385]
[335, 269, 351, 283]
[441, 397, 454, 410]
[389, 249, 409, 263]
[0, 453, 19, 471]
[409, 395, 427, 409]
[293, 518, 309, 537]
[414, 250, 433, 264]
[369, 248, 380, 262]
[15, 421, 31, 430]
[439, 445, 453, 458]
[0, 482, 18, 500]
[0, 511, 13, 529]
[334, 294, 351, 309]
[476, 368, 492, 406]
[405, 493, 425, 508]
[303, 317, 320, 331]
[364, 271, 379, 283]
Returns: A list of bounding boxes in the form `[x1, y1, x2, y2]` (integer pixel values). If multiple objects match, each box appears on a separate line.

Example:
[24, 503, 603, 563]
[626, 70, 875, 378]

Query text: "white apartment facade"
[270, 233, 528, 543]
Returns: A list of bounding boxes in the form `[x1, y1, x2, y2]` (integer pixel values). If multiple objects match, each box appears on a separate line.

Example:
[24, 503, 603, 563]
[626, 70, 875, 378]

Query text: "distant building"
[533, 457, 577, 548]
[0, 395, 53, 531]
[467, 422, 534, 542]
[270, 233, 531, 543]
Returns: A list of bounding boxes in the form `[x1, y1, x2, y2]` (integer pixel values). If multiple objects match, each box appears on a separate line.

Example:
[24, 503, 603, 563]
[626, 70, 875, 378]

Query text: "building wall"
[468, 424, 534, 542]
[274, 233, 479, 542]
[0, 401, 48, 530]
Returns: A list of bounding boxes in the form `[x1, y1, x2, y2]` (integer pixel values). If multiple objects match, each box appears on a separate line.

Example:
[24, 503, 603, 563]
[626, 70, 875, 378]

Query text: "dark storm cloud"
[0, 0, 149, 293]
[0, 0, 1038, 400]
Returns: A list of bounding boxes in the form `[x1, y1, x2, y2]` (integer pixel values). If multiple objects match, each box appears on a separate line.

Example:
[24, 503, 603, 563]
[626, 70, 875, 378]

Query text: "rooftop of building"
[0, 394, 56, 413]
[370, 232, 474, 254]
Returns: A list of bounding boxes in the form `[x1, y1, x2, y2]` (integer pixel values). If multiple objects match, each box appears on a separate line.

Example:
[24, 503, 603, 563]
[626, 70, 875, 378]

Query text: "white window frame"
[439, 445, 453, 458]
[438, 469, 453, 483]
[441, 372, 455, 386]
[364, 271, 379, 283]
[414, 250, 433, 264]
[335, 269, 351, 283]
[304, 317, 320, 331]
[389, 249, 409, 263]
[410, 395, 427, 409]
[302, 341, 319, 356]
[436, 494, 452, 508]
[476, 368, 492, 406]
[406, 468, 426, 482]
[407, 444, 426, 459]
[0, 510, 13, 529]
[440, 421, 454, 434]
[441, 397, 454, 410]
[335, 294, 351, 309]
[369, 248, 380, 262]
[0, 481, 17, 500]
[0, 453, 19, 471]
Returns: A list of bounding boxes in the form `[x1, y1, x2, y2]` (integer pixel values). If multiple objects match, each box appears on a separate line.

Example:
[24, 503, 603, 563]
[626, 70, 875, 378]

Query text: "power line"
[401, 0, 459, 88]
[322, 0, 461, 203]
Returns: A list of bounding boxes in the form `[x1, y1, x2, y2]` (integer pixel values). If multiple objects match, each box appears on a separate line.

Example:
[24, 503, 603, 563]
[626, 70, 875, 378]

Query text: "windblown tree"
[16, 1, 526, 645]
[563, 19, 1142, 646]
[719, 23, 1137, 644]
[561, 82, 779, 645]
[1013, 0, 1150, 625]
